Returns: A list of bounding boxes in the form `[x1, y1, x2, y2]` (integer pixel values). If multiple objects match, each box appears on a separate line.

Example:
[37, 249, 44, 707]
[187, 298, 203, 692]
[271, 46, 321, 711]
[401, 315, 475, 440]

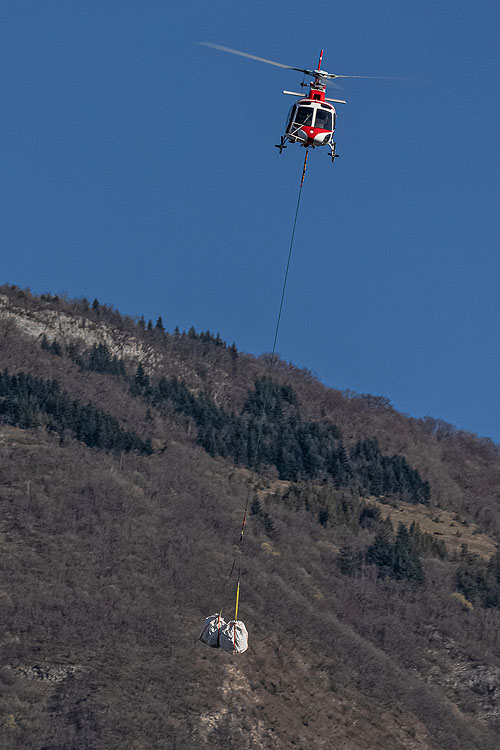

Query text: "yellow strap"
[234, 580, 240, 621]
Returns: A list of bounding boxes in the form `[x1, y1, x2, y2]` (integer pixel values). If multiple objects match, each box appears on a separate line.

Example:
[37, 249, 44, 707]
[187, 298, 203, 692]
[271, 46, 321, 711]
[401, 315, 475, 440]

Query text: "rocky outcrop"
[13, 664, 82, 683]
[424, 630, 500, 725]
[0, 293, 161, 371]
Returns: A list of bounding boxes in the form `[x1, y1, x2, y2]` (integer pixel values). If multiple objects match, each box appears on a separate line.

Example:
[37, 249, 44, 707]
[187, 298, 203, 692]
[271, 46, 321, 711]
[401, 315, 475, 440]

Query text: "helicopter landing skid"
[329, 141, 339, 163]
[275, 136, 288, 154]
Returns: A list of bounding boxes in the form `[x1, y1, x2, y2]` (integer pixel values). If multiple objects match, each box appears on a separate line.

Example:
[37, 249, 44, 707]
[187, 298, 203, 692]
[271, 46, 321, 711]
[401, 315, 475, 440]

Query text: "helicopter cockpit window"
[293, 106, 314, 126]
[314, 108, 333, 131]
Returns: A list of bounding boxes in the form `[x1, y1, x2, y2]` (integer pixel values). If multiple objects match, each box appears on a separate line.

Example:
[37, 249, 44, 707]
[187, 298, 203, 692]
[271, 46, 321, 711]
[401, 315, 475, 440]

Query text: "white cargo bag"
[219, 620, 249, 654]
[199, 613, 224, 648]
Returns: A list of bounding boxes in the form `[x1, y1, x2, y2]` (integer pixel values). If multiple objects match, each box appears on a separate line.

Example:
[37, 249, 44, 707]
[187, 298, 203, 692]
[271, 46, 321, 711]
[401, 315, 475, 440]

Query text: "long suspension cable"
[219, 149, 309, 619]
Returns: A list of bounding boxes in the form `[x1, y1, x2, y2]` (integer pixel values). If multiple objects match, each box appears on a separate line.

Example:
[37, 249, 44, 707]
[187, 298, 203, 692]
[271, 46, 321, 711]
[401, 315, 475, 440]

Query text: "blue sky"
[2, 1, 500, 441]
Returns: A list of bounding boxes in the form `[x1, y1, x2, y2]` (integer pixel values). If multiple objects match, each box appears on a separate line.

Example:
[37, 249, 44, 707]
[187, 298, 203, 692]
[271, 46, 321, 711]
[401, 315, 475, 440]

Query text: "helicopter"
[199, 43, 385, 163]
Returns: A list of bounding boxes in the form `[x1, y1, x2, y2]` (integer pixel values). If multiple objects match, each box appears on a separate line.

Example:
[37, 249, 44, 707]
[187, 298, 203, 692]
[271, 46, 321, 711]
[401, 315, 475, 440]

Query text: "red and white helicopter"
[199, 43, 383, 163]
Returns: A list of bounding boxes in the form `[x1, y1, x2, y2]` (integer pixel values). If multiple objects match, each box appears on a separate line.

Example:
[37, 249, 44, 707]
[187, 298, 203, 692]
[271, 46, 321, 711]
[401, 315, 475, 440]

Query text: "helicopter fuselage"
[285, 97, 336, 148]
[277, 77, 341, 161]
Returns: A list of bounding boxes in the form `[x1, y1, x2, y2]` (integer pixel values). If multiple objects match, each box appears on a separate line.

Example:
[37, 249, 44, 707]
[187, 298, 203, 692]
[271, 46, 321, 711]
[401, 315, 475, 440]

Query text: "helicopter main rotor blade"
[198, 42, 310, 75]
[323, 73, 400, 80]
[198, 43, 396, 84]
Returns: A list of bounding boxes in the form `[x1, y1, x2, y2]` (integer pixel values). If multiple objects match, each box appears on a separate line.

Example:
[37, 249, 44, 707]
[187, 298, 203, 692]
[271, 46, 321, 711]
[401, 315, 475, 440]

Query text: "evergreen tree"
[130, 363, 149, 396]
[0, 370, 151, 455]
[50, 340, 63, 356]
[250, 497, 262, 516]
[318, 508, 329, 527]
[338, 545, 357, 576]
[421, 480, 431, 505]
[366, 528, 394, 577]
[262, 513, 277, 537]
[456, 554, 489, 604]
[487, 550, 500, 585]
[88, 344, 110, 372]
[392, 523, 425, 583]
[359, 505, 381, 530]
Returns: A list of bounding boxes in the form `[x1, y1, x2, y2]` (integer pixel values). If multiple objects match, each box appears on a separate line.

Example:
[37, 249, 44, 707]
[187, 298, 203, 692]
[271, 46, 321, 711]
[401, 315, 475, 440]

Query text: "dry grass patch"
[370, 498, 498, 558]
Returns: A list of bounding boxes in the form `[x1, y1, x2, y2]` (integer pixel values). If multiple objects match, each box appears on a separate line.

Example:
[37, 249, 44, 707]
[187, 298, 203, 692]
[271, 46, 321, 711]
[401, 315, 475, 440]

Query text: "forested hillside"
[1, 284, 500, 749]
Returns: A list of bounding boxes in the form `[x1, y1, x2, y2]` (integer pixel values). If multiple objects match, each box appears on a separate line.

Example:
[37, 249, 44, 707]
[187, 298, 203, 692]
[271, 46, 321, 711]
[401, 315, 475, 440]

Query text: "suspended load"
[220, 619, 249, 654]
[199, 614, 223, 648]
[199, 614, 249, 655]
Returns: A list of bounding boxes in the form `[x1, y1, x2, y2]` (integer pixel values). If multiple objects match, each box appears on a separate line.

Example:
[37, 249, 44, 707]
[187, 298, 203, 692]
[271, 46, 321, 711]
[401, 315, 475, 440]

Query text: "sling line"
[219, 149, 309, 621]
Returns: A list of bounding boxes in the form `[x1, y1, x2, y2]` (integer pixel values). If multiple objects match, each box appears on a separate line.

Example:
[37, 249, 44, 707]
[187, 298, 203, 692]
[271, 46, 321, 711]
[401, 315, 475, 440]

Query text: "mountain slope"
[1, 285, 500, 749]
